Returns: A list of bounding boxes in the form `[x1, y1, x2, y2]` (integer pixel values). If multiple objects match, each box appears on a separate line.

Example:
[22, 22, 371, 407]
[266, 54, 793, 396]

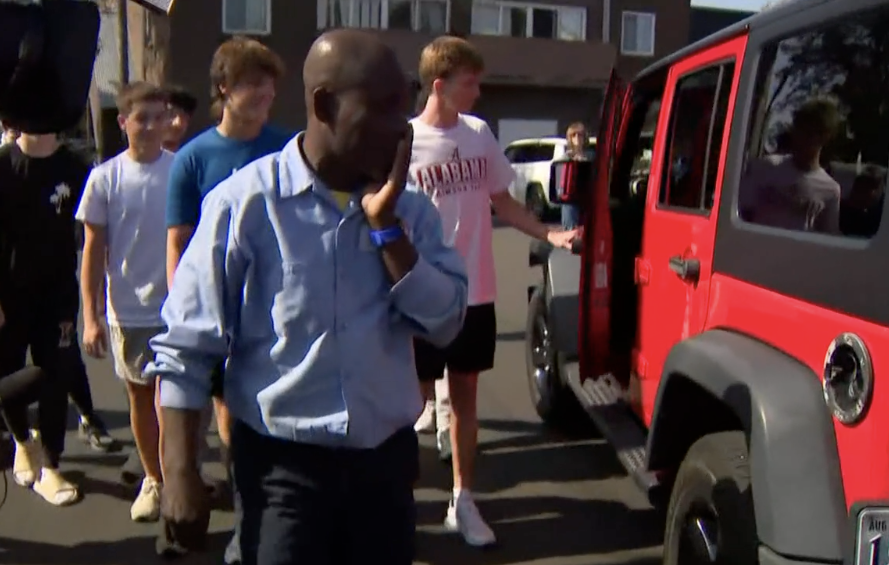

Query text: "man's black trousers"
[232, 421, 418, 565]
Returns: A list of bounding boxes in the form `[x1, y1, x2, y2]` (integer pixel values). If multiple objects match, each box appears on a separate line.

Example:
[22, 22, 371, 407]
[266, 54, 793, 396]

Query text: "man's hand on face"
[362, 124, 413, 229]
[82, 319, 108, 358]
[547, 228, 579, 250]
[161, 466, 210, 551]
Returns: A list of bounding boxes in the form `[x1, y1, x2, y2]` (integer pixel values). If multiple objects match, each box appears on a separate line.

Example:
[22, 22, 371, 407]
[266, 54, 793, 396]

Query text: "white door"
[497, 119, 558, 148]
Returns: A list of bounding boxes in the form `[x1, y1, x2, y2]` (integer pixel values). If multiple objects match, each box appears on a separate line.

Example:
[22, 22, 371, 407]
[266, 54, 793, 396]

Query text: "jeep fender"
[528, 241, 580, 357]
[647, 329, 846, 562]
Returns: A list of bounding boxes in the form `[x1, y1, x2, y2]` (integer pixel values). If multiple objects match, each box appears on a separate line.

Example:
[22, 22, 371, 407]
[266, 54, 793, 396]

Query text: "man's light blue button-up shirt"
[149, 135, 468, 449]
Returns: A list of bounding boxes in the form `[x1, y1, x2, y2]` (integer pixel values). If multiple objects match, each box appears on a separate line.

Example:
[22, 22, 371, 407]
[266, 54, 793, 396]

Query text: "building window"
[222, 0, 271, 35]
[621, 11, 655, 56]
[389, 0, 450, 33]
[470, 2, 586, 41]
[318, 0, 450, 32]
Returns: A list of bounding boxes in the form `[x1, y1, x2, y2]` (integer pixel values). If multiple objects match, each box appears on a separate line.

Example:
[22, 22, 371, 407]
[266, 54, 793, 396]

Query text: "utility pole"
[117, 0, 129, 86]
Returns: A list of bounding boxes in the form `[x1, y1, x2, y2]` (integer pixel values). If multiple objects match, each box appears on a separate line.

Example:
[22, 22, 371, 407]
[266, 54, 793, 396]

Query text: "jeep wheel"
[525, 285, 580, 429]
[525, 183, 548, 221]
[663, 431, 758, 565]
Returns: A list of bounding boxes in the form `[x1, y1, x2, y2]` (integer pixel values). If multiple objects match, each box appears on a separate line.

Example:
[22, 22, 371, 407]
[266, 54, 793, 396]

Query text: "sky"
[691, 0, 771, 12]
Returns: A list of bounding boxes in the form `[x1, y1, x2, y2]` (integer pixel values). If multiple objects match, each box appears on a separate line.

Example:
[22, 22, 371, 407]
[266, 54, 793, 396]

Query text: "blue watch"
[369, 224, 404, 247]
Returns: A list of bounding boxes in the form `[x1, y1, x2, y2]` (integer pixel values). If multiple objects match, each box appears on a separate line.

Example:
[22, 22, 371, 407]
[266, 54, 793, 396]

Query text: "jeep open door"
[578, 70, 630, 386]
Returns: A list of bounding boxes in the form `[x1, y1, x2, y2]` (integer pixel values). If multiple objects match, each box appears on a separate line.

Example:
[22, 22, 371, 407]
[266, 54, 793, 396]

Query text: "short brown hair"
[418, 36, 484, 89]
[792, 99, 840, 138]
[116, 82, 167, 115]
[209, 36, 286, 119]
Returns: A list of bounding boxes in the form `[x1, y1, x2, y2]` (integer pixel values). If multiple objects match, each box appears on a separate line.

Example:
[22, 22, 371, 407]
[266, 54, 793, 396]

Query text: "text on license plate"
[856, 507, 889, 565]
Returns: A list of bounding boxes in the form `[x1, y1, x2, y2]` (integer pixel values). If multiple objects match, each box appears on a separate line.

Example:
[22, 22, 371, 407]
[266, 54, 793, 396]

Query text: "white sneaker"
[13, 435, 43, 487]
[414, 400, 436, 433]
[444, 490, 496, 547]
[131, 476, 161, 522]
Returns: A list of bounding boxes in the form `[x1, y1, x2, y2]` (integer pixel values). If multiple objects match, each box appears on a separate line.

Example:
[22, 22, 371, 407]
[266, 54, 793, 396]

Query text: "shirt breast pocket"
[358, 225, 375, 252]
[272, 261, 321, 335]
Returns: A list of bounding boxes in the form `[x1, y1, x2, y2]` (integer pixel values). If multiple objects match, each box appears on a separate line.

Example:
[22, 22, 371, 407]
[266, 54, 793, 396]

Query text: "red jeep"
[526, 1, 889, 564]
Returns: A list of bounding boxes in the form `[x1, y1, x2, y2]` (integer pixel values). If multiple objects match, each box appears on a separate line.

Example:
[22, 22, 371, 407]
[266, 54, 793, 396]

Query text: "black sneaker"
[78, 415, 119, 452]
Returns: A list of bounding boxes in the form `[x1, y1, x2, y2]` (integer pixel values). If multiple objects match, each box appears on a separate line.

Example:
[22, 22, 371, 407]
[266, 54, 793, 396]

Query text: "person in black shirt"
[0, 132, 90, 505]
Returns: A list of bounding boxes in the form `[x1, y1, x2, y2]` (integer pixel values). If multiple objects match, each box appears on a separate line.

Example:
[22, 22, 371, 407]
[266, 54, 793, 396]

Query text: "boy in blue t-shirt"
[165, 124, 291, 229]
[159, 36, 291, 564]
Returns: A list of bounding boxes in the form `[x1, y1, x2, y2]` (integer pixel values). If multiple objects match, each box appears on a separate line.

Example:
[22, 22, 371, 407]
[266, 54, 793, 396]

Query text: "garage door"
[497, 119, 558, 149]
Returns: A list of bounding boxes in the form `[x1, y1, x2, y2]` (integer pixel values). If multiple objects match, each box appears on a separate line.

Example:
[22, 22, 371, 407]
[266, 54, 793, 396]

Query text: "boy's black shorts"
[210, 362, 225, 399]
[414, 303, 497, 381]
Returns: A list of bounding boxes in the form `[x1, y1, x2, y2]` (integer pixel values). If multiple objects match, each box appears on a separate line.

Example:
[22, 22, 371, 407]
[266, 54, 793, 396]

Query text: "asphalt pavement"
[0, 225, 664, 565]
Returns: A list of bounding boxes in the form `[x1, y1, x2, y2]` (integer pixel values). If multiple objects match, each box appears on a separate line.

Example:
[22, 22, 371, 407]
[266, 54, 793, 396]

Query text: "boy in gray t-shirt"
[739, 99, 841, 235]
[740, 153, 841, 233]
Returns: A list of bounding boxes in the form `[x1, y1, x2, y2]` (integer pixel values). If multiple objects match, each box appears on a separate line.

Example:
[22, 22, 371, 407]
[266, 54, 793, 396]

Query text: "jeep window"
[508, 145, 534, 164]
[612, 95, 663, 203]
[504, 145, 519, 163]
[524, 143, 556, 162]
[658, 62, 734, 212]
[740, 8, 888, 238]
[630, 108, 659, 181]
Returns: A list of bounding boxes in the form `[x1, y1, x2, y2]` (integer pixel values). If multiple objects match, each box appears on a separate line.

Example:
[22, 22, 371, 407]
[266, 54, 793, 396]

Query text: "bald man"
[148, 30, 468, 564]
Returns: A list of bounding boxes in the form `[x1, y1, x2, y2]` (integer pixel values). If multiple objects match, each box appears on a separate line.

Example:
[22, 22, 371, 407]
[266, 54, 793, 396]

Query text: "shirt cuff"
[157, 371, 210, 411]
[389, 255, 457, 319]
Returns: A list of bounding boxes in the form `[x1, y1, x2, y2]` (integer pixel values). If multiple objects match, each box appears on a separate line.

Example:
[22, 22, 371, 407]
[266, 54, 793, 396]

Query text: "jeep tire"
[663, 431, 758, 565]
[525, 285, 580, 429]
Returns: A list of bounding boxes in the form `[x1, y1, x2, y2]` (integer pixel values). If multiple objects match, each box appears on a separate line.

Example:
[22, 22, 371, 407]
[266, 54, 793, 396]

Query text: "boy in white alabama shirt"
[410, 36, 577, 547]
[76, 82, 173, 522]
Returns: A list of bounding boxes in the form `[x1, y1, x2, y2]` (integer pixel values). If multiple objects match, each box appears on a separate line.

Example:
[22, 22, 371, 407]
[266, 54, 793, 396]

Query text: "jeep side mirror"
[550, 159, 595, 204]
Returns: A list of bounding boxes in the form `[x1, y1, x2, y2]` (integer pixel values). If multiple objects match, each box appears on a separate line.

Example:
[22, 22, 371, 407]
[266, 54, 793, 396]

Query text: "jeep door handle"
[668, 255, 700, 283]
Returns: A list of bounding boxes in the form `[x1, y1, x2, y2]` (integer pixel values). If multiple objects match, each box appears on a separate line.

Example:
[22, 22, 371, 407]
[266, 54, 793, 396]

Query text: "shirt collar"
[277, 132, 315, 199]
[277, 133, 368, 211]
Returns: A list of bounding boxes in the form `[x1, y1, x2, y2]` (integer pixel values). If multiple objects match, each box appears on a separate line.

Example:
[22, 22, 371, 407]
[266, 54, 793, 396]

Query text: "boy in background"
[561, 121, 594, 229]
[0, 130, 89, 506]
[119, 83, 198, 486]
[162, 85, 198, 152]
[77, 82, 174, 522]
[162, 36, 290, 565]
[739, 99, 841, 234]
[410, 36, 577, 547]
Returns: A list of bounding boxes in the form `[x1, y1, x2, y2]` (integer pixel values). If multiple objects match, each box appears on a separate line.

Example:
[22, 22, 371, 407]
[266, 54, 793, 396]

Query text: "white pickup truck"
[504, 136, 596, 220]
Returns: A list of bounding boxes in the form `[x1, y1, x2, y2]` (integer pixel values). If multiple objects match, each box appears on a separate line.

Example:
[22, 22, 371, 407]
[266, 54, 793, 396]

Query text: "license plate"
[853, 506, 889, 565]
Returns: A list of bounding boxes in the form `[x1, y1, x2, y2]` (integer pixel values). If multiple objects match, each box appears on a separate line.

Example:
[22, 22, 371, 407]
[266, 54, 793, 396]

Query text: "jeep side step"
[562, 361, 660, 493]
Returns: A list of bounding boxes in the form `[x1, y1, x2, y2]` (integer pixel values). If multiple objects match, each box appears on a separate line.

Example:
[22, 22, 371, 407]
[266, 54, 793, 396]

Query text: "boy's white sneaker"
[131, 476, 161, 522]
[444, 490, 496, 547]
[414, 400, 436, 433]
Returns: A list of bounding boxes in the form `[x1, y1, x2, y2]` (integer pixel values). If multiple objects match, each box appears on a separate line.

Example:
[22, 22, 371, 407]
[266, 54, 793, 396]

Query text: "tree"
[763, 7, 889, 163]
